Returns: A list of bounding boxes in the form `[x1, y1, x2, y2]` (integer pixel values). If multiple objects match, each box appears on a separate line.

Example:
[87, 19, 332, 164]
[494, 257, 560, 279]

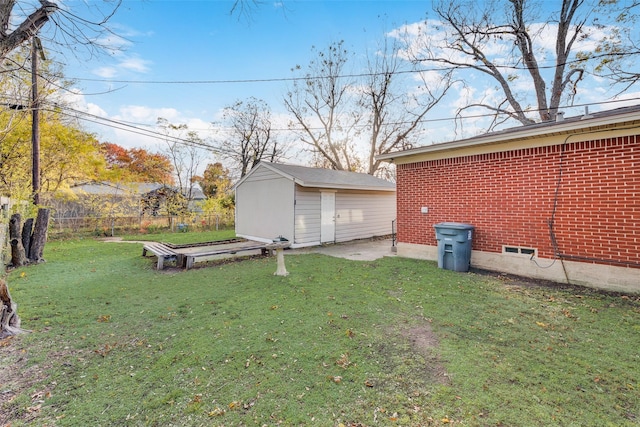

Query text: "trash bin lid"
[433, 222, 474, 230]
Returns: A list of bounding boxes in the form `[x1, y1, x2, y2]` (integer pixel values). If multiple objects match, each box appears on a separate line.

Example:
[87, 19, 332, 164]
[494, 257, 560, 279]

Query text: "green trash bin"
[433, 222, 474, 272]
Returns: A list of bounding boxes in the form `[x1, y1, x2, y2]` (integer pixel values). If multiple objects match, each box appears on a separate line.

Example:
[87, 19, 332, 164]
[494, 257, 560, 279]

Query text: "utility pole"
[31, 36, 44, 205]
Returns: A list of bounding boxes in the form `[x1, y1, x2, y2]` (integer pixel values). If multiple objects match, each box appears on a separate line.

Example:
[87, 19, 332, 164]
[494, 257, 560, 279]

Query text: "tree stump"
[10, 238, 26, 267]
[0, 278, 27, 339]
[9, 214, 26, 267]
[22, 217, 33, 259]
[29, 208, 49, 263]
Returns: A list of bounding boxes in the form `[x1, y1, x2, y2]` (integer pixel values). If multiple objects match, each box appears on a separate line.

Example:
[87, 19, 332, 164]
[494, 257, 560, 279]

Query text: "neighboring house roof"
[186, 182, 206, 200]
[71, 182, 164, 196]
[377, 104, 640, 163]
[235, 162, 396, 192]
[71, 181, 206, 200]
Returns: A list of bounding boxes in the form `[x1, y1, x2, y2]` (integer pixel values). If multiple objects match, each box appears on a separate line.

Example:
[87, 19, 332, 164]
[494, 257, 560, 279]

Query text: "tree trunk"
[10, 239, 26, 267]
[9, 214, 26, 267]
[0, 277, 26, 339]
[29, 208, 49, 263]
[21, 217, 33, 259]
[9, 213, 21, 241]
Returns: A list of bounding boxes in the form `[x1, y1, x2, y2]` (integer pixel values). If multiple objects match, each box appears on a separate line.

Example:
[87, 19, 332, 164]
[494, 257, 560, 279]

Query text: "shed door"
[320, 191, 336, 243]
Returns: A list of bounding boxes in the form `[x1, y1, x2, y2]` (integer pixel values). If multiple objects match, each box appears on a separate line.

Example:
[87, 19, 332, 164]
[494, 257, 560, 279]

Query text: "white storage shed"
[234, 162, 396, 248]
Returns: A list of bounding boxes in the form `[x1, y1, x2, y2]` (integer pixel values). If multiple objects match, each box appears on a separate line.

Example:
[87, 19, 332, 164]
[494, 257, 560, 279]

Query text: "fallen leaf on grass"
[336, 353, 351, 368]
[208, 407, 226, 417]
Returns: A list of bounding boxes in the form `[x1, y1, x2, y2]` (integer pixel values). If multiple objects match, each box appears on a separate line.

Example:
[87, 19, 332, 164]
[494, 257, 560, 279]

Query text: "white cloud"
[118, 56, 152, 73]
[93, 66, 118, 78]
[86, 103, 108, 118]
[116, 105, 180, 123]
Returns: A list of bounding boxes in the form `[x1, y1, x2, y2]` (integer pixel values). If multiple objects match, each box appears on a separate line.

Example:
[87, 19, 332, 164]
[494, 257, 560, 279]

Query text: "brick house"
[377, 105, 640, 293]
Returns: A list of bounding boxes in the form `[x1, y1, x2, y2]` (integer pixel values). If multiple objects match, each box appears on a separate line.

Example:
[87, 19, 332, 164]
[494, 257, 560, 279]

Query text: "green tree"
[192, 162, 232, 198]
[0, 109, 106, 199]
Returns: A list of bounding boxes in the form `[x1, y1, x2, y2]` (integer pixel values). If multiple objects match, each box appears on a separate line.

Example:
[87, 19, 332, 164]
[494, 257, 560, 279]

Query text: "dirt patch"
[399, 322, 450, 386]
[0, 337, 53, 425]
[471, 268, 640, 298]
[470, 268, 569, 289]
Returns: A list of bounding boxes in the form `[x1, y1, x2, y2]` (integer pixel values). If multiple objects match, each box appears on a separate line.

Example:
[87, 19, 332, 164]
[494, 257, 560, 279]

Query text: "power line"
[37, 96, 640, 148]
[64, 52, 638, 87]
[45, 103, 228, 154]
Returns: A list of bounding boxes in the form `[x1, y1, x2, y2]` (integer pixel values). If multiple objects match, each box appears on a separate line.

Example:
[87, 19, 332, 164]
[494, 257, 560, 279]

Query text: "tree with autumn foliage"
[0, 108, 107, 201]
[192, 162, 231, 198]
[101, 143, 174, 184]
[193, 163, 235, 223]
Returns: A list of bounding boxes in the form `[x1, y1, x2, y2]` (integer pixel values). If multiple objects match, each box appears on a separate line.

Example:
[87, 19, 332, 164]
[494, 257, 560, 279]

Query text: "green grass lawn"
[1, 233, 639, 426]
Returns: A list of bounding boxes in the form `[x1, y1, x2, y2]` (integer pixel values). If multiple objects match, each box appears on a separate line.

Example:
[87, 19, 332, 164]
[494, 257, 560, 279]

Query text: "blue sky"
[48, 0, 639, 163]
[61, 1, 435, 151]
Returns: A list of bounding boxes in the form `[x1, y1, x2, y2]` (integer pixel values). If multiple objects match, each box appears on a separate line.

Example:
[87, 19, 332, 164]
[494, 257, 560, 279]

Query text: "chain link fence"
[49, 212, 235, 239]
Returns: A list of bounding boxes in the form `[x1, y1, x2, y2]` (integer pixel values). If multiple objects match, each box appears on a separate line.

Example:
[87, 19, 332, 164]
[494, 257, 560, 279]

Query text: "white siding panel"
[235, 166, 295, 242]
[335, 191, 396, 242]
[294, 187, 321, 245]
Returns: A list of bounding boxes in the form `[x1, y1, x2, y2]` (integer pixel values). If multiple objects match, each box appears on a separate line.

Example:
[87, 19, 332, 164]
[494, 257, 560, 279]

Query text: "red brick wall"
[397, 134, 640, 268]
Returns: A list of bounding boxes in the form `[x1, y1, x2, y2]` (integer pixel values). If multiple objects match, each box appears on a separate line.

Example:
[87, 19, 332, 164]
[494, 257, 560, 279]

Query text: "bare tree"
[285, 39, 452, 176]
[0, 1, 57, 61]
[284, 41, 364, 172]
[590, 1, 640, 92]
[157, 118, 205, 203]
[0, 1, 122, 63]
[218, 97, 284, 178]
[363, 37, 453, 175]
[408, 0, 596, 126]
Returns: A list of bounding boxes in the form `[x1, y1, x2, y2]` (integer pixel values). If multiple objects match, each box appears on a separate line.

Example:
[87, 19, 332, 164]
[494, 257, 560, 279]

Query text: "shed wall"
[335, 191, 396, 242]
[293, 187, 321, 246]
[235, 167, 295, 242]
[292, 187, 396, 246]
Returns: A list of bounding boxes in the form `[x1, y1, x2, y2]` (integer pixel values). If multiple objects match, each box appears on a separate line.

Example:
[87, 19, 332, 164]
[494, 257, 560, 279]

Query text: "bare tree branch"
[409, 0, 595, 127]
[216, 97, 284, 178]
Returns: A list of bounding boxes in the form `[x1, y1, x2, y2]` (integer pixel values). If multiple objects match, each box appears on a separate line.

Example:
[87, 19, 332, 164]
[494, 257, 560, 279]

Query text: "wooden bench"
[142, 242, 183, 270]
[184, 245, 269, 270]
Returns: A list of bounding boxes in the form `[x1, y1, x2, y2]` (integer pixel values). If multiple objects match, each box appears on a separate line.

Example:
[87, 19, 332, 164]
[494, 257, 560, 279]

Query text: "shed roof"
[377, 104, 640, 163]
[237, 162, 395, 192]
